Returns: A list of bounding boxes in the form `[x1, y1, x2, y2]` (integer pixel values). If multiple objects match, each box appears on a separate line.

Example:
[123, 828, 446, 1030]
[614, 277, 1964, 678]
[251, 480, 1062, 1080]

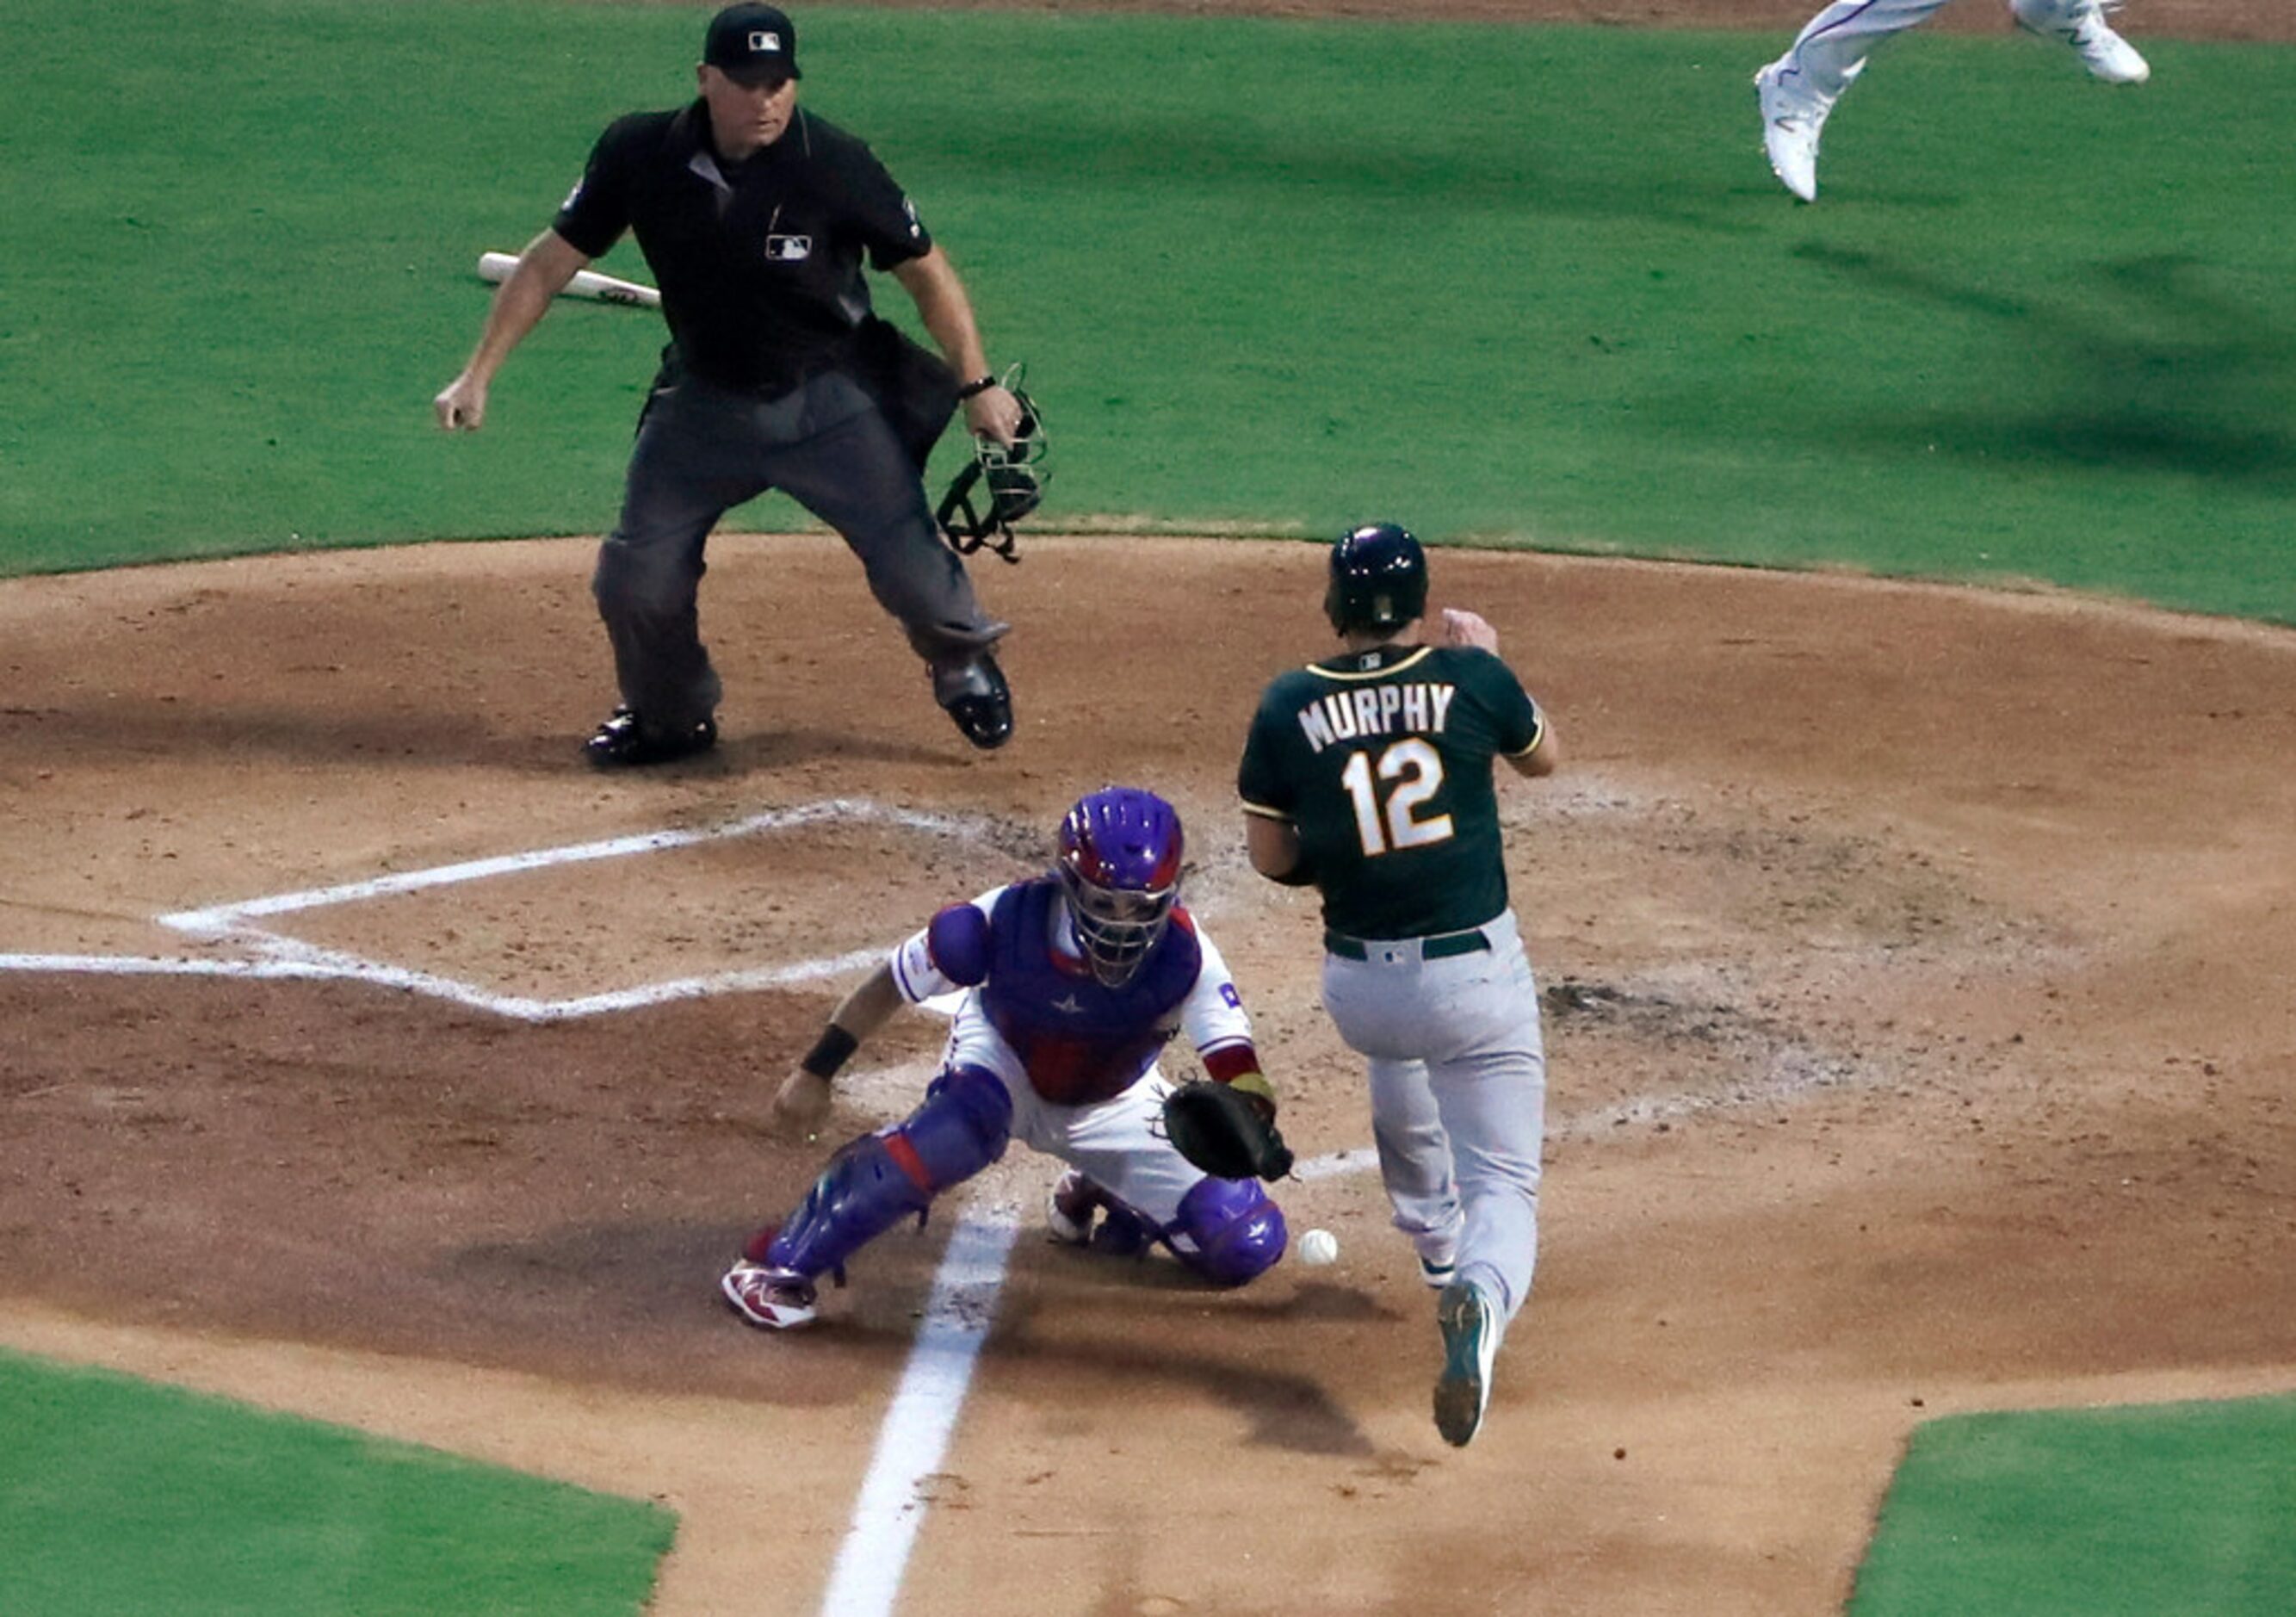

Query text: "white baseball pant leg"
[1774, 0, 1958, 99]
[939, 996, 1205, 1225]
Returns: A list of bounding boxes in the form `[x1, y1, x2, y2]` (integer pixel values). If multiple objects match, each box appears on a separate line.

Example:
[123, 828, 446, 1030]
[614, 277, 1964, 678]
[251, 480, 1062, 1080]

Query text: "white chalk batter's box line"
[0, 799, 995, 1023]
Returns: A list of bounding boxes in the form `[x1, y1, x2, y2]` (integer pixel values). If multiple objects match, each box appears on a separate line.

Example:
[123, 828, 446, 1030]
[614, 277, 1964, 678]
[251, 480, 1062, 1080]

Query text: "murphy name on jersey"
[1297, 682, 1457, 752]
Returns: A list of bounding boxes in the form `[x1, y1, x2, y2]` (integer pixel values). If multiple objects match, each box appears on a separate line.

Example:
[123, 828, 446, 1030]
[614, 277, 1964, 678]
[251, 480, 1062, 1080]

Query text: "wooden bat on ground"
[475, 251, 660, 310]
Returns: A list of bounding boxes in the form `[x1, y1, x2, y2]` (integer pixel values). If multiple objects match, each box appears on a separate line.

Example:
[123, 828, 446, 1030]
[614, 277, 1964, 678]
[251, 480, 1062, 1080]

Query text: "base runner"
[1237, 524, 1558, 1447]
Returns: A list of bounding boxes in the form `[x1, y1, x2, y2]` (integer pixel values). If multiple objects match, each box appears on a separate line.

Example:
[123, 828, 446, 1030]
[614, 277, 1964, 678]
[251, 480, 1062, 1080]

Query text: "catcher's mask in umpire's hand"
[937, 369, 1049, 565]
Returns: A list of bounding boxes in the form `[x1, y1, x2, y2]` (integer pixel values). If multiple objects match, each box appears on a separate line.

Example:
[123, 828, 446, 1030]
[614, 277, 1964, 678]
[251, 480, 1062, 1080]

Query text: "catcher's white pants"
[939, 993, 1207, 1227]
[1777, 0, 2089, 99]
[1320, 909, 1546, 1330]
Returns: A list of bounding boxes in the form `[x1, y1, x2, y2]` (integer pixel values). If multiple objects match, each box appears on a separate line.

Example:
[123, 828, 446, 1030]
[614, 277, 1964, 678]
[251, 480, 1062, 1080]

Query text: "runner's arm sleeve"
[1461, 650, 1551, 771]
[1236, 703, 1296, 817]
[1239, 703, 1320, 883]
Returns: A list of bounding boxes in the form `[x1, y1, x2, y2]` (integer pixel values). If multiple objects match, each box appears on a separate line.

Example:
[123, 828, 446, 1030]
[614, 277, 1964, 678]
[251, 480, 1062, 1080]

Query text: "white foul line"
[0, 799, 999, 1022]
[157, 800, 988, 935]
[818, 1212, 1022, 1617]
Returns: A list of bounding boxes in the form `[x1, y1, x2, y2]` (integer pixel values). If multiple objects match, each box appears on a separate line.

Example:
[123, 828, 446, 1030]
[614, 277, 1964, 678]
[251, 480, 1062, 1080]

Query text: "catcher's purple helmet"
[1055, 787, 1184, 985]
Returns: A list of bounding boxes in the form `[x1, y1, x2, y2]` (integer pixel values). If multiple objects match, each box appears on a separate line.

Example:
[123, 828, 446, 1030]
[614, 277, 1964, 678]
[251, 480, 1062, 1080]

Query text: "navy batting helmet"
[1325, 522, 1428, 636]
[1055, 788, 1184, 986]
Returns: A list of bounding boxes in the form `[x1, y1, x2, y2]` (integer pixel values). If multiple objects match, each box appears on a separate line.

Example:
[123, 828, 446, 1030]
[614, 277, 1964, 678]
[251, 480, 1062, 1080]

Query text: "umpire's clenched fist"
[434, 372, 489, 431]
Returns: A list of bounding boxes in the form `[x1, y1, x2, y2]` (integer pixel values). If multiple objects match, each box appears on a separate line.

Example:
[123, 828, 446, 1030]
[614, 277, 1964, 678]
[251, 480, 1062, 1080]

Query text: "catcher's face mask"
[937, 376, 1049, 566]
[1058, 871, 1179, 987]
[1055, 787, 1182, 986]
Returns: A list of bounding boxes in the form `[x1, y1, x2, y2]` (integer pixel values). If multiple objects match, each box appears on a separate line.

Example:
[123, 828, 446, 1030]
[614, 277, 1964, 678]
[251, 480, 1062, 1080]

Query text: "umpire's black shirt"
[554, 103, 932, 393]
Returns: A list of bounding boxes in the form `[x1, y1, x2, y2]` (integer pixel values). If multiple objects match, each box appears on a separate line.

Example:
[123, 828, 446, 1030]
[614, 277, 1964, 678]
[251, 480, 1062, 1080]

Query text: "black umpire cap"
[705, 3, 801, 83]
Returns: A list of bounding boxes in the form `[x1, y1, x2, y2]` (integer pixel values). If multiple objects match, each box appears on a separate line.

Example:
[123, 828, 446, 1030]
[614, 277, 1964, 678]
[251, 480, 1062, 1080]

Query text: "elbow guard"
[925, 903, 992, 988]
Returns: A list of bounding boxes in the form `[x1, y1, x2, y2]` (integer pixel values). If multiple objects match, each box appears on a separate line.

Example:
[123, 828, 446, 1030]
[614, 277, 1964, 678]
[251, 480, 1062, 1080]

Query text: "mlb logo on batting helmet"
[704, 3, 802, 83]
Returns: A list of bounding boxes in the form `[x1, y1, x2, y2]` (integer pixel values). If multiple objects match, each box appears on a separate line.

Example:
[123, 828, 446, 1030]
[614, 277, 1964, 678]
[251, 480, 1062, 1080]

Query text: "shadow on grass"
[1792, 245, 2296, 488]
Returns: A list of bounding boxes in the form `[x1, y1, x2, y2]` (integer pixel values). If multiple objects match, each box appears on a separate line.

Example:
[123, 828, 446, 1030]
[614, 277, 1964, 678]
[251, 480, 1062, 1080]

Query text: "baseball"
[1297, 1228, 1340, 1267]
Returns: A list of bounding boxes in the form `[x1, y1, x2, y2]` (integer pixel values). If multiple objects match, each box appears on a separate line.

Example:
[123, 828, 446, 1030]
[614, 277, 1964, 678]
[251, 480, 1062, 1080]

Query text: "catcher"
[721, 787, 1294, 1330]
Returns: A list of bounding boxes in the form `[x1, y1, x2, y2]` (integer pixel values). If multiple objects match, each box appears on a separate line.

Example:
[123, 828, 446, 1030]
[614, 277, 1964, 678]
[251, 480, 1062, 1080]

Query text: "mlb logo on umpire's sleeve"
[764, 235, 813, 262]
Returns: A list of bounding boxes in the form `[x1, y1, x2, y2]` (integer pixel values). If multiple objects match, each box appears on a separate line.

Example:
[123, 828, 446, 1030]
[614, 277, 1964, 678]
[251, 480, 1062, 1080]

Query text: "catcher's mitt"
[936, 367, 1048, 566]
[1159, 1078, 1295, 1182]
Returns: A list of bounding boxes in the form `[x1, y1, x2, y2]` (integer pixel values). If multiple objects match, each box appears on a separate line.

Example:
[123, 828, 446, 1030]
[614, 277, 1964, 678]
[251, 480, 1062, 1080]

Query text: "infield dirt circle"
[5, 530, 2292, 1613]
[6, 1, 2294, 1612]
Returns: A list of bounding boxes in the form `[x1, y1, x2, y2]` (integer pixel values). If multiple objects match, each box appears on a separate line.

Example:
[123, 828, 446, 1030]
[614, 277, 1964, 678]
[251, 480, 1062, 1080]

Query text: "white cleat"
[2013, 0, 2150, 84]
[1754, 59, 1829, 202]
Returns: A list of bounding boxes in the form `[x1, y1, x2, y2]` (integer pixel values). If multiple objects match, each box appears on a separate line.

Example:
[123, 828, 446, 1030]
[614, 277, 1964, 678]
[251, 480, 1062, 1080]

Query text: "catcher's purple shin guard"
[763, 1065, 1013, 1280]
[1165, 1177, 1288, 1287]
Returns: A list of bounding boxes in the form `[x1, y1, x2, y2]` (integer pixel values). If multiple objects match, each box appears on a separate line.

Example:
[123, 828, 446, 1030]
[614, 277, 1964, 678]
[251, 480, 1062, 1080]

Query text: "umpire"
[435, 3, 1024, 765]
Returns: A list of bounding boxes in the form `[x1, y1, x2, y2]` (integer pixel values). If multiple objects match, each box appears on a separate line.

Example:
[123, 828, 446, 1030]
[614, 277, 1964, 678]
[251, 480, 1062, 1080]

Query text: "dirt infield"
[3, 531, 2292, 1613]
[5, 1, 2289, 1610]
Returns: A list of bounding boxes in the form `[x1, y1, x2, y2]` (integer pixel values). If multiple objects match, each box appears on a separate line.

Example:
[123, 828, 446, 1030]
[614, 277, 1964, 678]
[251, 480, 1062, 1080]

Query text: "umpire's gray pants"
[1321, 909, 1546, 1333]
[593, 369, 1006, 728]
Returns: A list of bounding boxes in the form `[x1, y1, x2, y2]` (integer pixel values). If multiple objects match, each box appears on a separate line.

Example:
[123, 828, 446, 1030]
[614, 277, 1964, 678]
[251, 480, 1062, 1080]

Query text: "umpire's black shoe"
[940, 654, 1013, 751]
[583, 707, 719, 768]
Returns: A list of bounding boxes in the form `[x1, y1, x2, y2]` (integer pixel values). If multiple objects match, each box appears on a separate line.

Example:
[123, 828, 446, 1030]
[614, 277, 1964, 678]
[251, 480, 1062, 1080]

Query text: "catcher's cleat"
[937, 653, 1013, 751]
[1045, 1171, 1153, 1257]
[1433, 1279, 1500, 1448]
[1045, 1170, 1100, 1246]
[584, 707, 718, 768]
[720, 1261, 818, 1330]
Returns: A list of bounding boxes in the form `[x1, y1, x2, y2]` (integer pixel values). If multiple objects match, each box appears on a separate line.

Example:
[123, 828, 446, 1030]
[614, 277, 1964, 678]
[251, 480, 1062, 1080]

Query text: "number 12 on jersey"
[1339, 739, 1454, 857]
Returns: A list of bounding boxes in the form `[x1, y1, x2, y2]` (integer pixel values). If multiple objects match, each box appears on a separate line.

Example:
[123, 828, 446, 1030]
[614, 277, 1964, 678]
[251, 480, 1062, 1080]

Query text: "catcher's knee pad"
[1165, 1177, 1288, 1288]
[906, 1063, 1014, 1185]
[764, 1065, 1013, 1280]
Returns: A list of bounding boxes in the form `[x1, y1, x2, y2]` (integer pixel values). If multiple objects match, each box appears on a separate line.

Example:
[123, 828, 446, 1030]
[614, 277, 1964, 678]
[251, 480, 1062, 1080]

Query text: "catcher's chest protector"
[980, 881, 1199, 1106]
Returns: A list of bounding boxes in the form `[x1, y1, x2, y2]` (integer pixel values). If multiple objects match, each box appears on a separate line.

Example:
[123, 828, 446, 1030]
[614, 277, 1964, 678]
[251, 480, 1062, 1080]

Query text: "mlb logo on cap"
[705, 3, 802, 83]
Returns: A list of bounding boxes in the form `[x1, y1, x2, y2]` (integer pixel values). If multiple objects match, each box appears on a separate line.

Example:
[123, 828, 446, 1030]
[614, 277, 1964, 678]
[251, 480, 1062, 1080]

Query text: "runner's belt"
[1323, 927, 1491, 961]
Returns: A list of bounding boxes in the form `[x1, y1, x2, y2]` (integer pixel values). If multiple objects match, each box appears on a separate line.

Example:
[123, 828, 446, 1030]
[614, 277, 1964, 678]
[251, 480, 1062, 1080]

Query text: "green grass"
[3, 0, 2291, 619]
[0, 1348, 675, 1615]
[1850, 1394, 2296, 1616]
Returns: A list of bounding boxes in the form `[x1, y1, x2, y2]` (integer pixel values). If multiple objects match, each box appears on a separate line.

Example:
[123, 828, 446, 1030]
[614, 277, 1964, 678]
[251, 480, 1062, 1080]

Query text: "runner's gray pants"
[1320, 908, 1546, 1335]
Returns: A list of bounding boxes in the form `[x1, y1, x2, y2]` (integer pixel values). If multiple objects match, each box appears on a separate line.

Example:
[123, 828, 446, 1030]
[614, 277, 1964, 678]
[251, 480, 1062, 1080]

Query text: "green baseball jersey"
[1238, 642, 1546, 939]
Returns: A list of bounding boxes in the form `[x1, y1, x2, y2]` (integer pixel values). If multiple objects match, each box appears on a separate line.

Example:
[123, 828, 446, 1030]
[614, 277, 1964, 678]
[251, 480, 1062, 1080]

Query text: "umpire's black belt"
[1324, 926, 1491, 962]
